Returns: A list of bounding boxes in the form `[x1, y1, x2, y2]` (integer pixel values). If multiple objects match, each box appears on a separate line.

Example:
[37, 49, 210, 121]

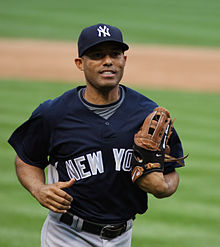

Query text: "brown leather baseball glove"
[131, 107, 187, 183]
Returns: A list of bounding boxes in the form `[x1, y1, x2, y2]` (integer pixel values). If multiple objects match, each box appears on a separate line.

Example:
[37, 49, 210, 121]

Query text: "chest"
[49, 112, 141, 158]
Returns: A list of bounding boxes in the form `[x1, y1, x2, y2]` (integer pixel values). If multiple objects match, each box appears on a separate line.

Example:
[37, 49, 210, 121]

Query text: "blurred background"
[0, 0, 220, 246]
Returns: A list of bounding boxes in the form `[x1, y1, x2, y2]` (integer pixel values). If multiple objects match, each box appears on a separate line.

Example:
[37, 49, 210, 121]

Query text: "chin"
[90, 80, 120, 92]
[99, 83, 119, 92]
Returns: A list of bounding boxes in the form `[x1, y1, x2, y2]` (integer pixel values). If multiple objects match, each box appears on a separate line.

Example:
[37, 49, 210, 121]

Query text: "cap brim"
[80, 40, 129, 57]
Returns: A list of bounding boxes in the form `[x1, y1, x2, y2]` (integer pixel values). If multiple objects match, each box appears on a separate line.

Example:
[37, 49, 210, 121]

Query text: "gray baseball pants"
[41, 212, 133, 247]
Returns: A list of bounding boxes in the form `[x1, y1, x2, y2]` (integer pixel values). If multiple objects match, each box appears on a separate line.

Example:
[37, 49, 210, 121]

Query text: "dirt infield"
[1, 38, 220, 92]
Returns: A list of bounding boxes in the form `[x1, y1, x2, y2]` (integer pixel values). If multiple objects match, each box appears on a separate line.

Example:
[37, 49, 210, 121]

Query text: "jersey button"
[105, 122, 110, 125]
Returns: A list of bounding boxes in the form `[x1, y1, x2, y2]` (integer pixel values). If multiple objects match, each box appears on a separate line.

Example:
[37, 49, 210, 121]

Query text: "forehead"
[85, 42, 124, 53]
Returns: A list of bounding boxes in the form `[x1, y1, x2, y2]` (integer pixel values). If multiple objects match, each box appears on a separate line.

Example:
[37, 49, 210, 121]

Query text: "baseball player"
[8, 23, 185, 247]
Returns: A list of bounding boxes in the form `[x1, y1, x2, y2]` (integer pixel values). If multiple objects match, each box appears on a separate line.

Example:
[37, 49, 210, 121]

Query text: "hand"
[33, 179, 75, 213]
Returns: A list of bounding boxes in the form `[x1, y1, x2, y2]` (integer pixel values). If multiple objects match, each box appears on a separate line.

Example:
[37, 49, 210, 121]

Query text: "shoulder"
[33, 87, 81, 120]
[122, 85, 158, 114]
[41, 88, 77, 111]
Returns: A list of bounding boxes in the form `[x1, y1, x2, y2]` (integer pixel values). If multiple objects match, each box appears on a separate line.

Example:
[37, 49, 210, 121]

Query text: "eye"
[93, 52, 103, 59]
[86, 52, 104, 60]
[111, 51, 122, 58]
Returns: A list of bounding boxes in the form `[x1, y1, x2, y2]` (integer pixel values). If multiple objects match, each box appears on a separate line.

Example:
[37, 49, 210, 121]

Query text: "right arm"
[15, 155, 75, 213]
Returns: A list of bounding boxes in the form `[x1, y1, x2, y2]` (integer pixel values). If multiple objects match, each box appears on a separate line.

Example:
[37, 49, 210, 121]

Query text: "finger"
[47, 198, 71, 212]
[53, 186, 73, 202]
[47, 192, 72, 207]
[48, 204, 69, 214]
[57, 178, 76, 189]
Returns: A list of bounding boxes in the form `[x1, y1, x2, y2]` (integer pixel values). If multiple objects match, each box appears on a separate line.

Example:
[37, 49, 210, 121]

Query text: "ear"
[123, 55, 127, 63]
[74, 58, 84, 71]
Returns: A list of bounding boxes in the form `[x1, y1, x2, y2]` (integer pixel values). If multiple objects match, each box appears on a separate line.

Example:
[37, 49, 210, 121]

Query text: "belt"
[59, 212, 133, 240]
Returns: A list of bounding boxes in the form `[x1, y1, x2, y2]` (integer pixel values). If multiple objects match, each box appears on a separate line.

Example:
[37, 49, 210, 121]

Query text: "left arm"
[136, 170, 179, 198]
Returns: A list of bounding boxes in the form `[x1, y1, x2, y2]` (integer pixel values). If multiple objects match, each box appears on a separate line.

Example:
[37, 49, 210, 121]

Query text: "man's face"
[75, 42, 127, 91]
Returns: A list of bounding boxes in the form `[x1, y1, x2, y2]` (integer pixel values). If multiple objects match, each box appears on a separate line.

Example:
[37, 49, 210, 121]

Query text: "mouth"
[99, 70, 116, 75]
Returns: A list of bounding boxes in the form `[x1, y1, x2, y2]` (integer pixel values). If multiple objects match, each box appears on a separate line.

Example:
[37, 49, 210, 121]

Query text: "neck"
[84, 85, 120, 105]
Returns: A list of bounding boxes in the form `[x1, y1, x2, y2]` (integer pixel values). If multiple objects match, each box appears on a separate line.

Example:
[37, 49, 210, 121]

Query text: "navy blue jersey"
[8, 85, 184, 223]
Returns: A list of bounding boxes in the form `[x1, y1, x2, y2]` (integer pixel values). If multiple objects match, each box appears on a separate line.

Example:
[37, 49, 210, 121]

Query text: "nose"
[103, 55, 113, 66]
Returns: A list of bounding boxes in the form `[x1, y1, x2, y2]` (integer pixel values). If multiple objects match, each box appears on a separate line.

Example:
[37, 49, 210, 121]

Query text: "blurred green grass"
[0, 79, 219, 247]
[1, 0, 220, 47]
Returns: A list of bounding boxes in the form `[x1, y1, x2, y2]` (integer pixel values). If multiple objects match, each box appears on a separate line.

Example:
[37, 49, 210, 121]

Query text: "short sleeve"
[8, 104, 50, 169]
[163, 128, 185, 175]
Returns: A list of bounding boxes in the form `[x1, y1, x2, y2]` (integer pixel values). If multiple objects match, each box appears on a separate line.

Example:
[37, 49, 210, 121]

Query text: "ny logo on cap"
[97, 25, 111, 37]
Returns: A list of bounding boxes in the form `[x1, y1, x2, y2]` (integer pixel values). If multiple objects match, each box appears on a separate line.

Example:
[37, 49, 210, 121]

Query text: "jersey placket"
[101, 120, 117, 143]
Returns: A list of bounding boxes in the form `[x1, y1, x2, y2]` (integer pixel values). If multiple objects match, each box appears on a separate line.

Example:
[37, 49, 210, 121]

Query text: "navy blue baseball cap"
[77, 23, 129, 57]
